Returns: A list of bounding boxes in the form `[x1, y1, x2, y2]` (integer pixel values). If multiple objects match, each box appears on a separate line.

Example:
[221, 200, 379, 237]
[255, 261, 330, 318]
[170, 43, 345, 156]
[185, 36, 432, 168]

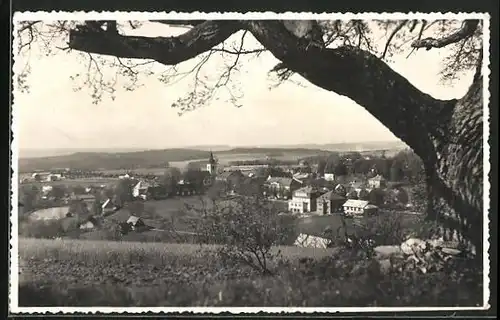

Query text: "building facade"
[316, 191, 346, 215]
[342, 199, 379, 216]
[288, 186, 321, 214]
[264, 176, 303, 200]
[368, 174, 387, 188]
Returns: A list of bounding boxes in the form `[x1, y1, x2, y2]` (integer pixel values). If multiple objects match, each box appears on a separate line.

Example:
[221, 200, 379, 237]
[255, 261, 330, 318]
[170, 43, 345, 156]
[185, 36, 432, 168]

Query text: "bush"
[194, 195, 295, 275]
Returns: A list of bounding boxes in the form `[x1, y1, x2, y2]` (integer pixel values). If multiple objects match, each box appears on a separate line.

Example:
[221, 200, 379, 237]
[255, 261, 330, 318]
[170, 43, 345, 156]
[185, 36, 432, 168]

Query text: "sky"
[13, 19, 476, 150]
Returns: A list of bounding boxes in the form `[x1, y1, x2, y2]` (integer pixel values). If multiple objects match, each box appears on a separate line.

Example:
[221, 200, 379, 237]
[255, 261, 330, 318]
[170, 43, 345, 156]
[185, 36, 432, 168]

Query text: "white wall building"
[288, 186, 319, 214]
[324, 173, 335, 181]
[342, 199, 379, 216]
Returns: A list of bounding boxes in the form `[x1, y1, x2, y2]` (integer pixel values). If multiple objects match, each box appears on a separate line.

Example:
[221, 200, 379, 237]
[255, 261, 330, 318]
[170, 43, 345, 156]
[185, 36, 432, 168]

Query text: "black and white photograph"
[10, 12, 491, 313]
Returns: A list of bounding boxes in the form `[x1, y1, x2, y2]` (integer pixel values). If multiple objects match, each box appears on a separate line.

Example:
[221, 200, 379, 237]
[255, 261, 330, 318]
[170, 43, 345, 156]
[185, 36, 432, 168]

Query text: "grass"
[17, 237, 482, 307]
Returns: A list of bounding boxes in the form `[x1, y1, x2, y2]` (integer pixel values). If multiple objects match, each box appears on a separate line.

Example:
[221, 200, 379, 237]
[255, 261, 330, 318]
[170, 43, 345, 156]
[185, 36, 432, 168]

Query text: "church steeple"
[207, 150, 217, 175]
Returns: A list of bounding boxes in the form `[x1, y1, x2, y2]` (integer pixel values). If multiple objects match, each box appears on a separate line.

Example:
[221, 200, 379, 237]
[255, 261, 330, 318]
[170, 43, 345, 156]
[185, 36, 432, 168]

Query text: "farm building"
[342, 199, 379, 216]
[316, 191, 346, 215]
[294, 233, 331, 249]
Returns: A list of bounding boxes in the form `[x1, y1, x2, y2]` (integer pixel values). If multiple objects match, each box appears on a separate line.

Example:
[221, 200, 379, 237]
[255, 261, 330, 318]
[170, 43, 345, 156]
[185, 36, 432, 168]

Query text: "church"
[201, 151, 218, 186]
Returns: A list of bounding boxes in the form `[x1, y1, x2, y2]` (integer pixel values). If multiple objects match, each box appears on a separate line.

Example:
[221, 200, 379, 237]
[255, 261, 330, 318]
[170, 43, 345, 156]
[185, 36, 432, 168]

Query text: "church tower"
[206, 151, 217, 175]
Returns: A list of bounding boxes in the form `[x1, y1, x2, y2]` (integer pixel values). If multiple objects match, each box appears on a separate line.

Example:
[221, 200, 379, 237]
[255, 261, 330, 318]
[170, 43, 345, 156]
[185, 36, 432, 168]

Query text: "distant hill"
[17, 141, 407, 173]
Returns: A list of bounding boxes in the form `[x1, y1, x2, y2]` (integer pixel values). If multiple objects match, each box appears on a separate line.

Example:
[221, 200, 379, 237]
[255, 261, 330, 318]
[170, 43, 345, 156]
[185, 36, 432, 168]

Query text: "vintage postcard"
[10, 11, 491, 314]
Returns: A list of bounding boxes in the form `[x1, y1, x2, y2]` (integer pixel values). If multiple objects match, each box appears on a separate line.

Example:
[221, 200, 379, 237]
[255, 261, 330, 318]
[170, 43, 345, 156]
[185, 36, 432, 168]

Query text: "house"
[215, 170, 245, 190]
[288, 186, 322, 214]
[132, 180, 161, 200]
[101, 198, 116, 214]
[264, 176, 303, 200]
[176, 180, 198, 196]
[316, 191, 346, 215]
[368, 174, 387, 189]
[294, 233, 331, 249]
[126, 215, 146, 230]
[324, 172, 335, 181]
[342, 199, 379, 216]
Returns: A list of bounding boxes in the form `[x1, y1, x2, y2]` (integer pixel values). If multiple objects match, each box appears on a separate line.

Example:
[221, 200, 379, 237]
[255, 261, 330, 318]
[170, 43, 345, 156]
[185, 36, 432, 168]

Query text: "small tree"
[368, 188, 386, 207]
[195, 195, 292, 275]
[49, 185, 67, 201]
[162, 167, 182, 195]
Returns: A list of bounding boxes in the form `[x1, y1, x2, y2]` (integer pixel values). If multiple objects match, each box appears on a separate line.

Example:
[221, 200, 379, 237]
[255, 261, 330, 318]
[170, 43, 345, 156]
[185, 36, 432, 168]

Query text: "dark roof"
[107, 208, 133, 223]
[317, 191, 346, 201]
[267, 177, 298, 186]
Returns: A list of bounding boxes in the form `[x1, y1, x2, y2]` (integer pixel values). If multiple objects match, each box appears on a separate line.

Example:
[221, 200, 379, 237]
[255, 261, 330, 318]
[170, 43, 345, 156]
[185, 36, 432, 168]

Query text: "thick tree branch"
[69, 20, 240, 65]
[411, 20, 479, 50]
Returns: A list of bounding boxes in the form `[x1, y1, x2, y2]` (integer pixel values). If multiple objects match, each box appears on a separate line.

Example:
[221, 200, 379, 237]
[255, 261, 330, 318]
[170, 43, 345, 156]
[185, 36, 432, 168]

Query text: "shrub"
[193, 195, 294, 275]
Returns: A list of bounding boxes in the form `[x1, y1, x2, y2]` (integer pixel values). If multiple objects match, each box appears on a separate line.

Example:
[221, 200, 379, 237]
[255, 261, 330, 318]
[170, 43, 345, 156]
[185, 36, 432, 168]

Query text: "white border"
[10, 11, 491, 314]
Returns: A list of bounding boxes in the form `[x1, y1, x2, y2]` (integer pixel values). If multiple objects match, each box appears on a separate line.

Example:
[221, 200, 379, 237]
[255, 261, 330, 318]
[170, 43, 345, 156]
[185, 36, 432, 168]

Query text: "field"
[20, 178, 119, 188]
[17, 237, 482, 307]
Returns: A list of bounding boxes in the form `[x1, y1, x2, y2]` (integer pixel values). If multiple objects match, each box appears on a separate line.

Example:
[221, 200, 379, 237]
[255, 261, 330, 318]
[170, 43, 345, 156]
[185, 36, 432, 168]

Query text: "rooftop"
[343, 199, 370, 208]
[317, 191, 346, 201]
[369, 174, 386, 181]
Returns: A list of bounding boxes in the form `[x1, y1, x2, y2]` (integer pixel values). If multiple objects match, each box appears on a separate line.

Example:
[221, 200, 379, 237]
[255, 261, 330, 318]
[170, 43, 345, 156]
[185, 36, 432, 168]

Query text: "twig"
[411, 20, 479, 50]
[381, 20, 408, 59]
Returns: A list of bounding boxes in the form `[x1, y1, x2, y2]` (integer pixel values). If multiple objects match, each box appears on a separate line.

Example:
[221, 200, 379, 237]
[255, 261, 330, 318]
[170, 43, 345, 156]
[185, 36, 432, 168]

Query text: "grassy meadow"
[17, 237, 482, 307]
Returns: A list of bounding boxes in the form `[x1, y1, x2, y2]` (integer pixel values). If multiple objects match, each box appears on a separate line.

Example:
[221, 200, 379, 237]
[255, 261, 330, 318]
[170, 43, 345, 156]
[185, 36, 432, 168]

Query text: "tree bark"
[68, 20, 484, 254]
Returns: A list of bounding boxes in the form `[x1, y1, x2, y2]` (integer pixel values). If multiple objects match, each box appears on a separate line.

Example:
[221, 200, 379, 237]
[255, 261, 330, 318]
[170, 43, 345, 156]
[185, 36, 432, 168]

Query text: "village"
[18, 148, 421, 246]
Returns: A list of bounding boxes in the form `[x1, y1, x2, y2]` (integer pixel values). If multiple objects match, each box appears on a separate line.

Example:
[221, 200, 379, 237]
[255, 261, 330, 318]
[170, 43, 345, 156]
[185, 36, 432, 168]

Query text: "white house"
[324, 173, 335, 181]
[368, 174, 387, 189]
[342, 199, 379, 216]
[288, 186, 320, 214]
[132, 181, 157, 200]
[119, 173, 131, 180]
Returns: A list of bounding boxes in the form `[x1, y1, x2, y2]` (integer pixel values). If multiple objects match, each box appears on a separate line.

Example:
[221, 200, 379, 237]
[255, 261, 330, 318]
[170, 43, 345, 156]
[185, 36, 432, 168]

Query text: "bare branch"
[411, 20, 479, 50]
[381, 20, 408, 59]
